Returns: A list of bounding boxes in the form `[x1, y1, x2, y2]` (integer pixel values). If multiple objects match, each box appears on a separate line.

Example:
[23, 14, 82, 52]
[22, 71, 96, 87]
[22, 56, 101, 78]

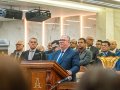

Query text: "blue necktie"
[57, 51, 64, 63]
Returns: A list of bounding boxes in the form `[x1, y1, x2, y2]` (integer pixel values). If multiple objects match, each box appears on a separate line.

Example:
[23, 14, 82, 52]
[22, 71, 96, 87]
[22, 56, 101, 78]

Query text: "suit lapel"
[53, 50, 61, 61]
[80, 50, 86, 60]
[32, 50, 38, 60]
[26, 51, 29, 60]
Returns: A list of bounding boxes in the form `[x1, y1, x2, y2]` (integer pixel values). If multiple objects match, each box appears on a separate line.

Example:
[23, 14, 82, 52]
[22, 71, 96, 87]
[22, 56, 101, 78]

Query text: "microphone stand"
[50, 83, 59, 90]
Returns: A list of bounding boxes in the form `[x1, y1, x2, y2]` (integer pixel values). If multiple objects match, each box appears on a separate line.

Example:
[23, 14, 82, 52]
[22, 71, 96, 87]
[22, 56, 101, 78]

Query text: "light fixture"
[88, 18, 96, 20]
[66, 20, 81, 22]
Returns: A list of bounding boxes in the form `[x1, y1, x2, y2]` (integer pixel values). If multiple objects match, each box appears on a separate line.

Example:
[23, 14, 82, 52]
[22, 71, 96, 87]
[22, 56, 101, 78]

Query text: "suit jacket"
[10, 50, 24, 61]
[97, 51, 115, 57]
[112, 49, 120, 70]
[97, 51, 115, 64]
[49, 47, 80, 81]
[79, 49, 92, 66]
[21, 49, 46, 60]
[90, 46, 99, 63]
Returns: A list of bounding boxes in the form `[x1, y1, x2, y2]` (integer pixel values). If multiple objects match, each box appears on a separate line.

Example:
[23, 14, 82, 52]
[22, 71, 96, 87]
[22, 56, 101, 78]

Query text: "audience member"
[36, 44, 45, 52]
[51, 40, 60, 52]
[110, 40, 120, 56]
[97, 41, 115, 57]
[0, 56, 29, 90]
[45, 42, 53, 54]
[96, 40, 102, 52]
[10, 40, 24, 62]
[21, 37, 46, 60]
[110, 40, 120, 70]
[70, 39, 77, 50]
[77, 38, 92, 67]
[49, 35, 80, 81]
[76, 66, 120, 90]
[86, 36, 99, 64]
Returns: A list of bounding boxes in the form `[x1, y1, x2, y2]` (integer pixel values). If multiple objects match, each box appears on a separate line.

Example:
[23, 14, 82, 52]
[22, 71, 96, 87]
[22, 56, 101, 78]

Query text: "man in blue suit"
[49, 35, 80, 81]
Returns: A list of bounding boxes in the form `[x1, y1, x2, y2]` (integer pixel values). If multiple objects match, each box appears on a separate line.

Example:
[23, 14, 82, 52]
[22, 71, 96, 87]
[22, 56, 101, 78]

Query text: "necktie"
[16, 53, 19, 59]
[28, 51, 34, 60]
[56, 51, 64, 63]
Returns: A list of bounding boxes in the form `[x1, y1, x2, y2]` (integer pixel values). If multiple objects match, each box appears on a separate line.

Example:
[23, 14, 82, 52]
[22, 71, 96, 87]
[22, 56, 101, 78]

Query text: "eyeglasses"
[70, 42, 77, 44]
[30, 41, 37, 43]
[16, 44, 23, 46]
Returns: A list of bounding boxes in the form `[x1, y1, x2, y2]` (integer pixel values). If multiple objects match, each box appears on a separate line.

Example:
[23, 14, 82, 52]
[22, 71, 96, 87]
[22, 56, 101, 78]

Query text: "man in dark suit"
[109, 40, 120, 70]
[97, 41, 115, 64]
[86, 36, 99, 64]
[21, 37, 46, 60]
[78, 38, 92, 66]
[10, 40, 24, 62]
[49, 35, 80, 81]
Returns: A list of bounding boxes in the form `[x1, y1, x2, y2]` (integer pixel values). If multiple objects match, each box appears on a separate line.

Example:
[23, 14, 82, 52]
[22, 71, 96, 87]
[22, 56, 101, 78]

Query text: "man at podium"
[49, 35, 80, 81]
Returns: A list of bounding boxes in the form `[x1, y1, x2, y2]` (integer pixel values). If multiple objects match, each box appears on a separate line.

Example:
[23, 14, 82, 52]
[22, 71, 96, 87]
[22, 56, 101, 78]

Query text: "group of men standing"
[10, 35, 120, 81]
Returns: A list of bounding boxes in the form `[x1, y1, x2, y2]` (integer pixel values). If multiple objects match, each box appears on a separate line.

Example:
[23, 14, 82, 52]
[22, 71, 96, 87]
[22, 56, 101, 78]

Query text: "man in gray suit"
[86, 36, 99, 64]
[78, 38, 92, 66]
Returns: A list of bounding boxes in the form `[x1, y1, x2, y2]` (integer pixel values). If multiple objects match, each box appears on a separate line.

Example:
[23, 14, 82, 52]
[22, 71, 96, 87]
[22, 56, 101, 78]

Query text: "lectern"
[20, 60, 70, 90]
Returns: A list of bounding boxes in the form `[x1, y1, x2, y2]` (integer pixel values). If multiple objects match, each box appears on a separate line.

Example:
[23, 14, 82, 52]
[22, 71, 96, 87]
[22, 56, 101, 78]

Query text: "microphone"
[57, 76, 72, 84]
[50, 76, 72, 90]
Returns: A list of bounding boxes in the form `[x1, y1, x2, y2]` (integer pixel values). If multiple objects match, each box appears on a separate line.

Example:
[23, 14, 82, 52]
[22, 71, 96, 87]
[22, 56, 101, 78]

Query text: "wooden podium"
[20, 60, 70, 90]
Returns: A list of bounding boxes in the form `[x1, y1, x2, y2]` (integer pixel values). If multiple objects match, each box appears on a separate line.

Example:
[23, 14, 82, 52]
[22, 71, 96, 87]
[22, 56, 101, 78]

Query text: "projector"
[0, 8, 23, 20]
[26, 9, 51, 22]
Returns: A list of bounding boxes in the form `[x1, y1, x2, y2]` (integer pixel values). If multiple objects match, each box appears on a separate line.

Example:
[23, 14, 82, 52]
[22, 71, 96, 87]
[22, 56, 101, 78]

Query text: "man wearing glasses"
[21, 37, 46, 60]
[49, 35, 80, 81]
[10, 40, 24, 62]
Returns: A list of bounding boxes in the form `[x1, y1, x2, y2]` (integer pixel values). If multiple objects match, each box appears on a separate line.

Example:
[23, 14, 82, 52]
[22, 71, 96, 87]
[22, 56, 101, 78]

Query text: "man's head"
[110, 40, 117, 50]
[70, 39, 77, 49]
[16, 40, 24, 51]
[59, 35, 70, 50]
[51, 40, 60, 51]
[101, 41, 110, 52]
[28, 38, 38, 50]
[96, 40, 102, 50]
[78, 38, 86, 50]
[86, 36, 94, 47]
[47, 42, 52, 50]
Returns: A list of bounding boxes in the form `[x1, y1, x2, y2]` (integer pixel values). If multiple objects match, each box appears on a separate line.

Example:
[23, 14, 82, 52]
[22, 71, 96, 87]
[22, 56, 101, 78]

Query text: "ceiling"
[0, 0, 96, 21]
[68, 0, 120, 9]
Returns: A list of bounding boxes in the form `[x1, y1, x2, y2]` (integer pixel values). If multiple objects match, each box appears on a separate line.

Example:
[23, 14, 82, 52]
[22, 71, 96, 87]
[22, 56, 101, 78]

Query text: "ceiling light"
[88, 18, 96, 20]
[66, 20, 81, 22]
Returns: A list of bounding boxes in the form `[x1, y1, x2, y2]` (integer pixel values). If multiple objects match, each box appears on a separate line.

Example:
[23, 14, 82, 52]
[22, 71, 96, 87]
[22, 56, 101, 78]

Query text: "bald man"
[10, 40, 24, 61]
[70, 39, 77, 50]
[110, 40, 120, 56]
[86, 36, 99, 64]
[110, 40, 120, 71]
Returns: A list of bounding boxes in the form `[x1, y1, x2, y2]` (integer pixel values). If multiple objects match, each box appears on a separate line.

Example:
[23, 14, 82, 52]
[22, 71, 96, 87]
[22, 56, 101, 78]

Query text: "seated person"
[77, 38, 92, 67]
[110, 40, 120, 70]
[97, 41, 115, 66]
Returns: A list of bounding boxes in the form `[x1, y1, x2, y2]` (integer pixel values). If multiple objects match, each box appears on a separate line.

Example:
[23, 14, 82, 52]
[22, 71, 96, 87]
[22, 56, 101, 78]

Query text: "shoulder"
[108, 51, 116, 56]
[85, 49, 92, 54]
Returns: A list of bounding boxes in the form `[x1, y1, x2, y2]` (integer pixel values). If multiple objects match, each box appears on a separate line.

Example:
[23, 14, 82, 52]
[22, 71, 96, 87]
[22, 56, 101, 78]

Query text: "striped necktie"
[56, 51, 64, 63]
